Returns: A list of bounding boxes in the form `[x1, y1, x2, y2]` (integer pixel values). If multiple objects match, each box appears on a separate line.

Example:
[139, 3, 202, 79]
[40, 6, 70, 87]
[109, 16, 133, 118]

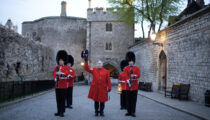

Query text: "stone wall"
[22, 17, 87, 77]
[87, 8, 134, 73]
[129, 6, 210, 103]
[0, 25, 54, 82]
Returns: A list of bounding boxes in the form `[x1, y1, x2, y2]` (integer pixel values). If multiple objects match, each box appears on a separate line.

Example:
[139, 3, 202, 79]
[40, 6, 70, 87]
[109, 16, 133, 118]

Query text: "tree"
[108, 0, 182, 38]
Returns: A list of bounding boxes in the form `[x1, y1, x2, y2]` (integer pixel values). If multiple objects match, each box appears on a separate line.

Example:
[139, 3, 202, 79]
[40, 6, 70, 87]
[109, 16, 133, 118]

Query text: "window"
[105, 42, 112, 51]
[25, 32, 30, 38]
[106, 23, 112, 32]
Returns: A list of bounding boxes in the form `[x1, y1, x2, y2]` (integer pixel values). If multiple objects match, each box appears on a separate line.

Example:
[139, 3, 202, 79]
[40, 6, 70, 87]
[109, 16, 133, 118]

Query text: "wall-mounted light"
[150, 32, 163, 47]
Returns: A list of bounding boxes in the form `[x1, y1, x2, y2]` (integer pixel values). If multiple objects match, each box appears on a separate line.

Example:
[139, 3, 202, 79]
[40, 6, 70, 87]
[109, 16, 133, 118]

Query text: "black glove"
[81, 50, 88, 62]
[108, 89, 111, 92]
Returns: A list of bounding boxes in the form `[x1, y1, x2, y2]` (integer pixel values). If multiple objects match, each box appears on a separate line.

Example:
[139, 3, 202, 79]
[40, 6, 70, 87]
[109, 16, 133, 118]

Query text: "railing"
[0, 80, 54, 103]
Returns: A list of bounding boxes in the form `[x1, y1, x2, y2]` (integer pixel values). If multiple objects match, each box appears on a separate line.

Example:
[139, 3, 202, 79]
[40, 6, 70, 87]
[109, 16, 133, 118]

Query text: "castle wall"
[0, 25, 54, 102]
[22, 17, 87, 77]
[129, 7, 210, 103]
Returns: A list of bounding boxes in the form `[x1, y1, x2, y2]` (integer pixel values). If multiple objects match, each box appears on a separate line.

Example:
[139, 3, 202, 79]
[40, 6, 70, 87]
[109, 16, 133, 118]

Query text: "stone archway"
[103, 63, 119, 78]
[158, 50, 167, 91]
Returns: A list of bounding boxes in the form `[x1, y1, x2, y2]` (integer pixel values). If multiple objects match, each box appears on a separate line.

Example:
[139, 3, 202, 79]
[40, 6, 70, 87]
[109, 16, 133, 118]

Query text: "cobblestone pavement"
[0, 85, 200, 120]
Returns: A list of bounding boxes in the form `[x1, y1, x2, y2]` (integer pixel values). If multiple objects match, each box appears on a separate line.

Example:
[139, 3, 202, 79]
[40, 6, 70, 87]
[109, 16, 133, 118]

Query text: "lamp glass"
[80, 62, 84, 66]
[151, 33, 156, 41]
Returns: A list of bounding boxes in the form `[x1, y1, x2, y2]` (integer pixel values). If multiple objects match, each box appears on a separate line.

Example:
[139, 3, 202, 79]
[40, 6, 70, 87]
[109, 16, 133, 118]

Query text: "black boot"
[100, 112, 104, 117]
[125, 113, 131, 116]
[54, 113, 60, 116]
[131, 113, 136, 117]
[95, 111, 99, 116]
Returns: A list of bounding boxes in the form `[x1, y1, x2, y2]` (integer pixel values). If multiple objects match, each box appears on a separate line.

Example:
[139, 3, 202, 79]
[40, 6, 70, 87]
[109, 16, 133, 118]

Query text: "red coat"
[53, 66, 69, 89]
[84, 62, 112, 102]
[124, 66, 140, 91]
[118, 72, 129, 90]
[67, 67, 75, 87]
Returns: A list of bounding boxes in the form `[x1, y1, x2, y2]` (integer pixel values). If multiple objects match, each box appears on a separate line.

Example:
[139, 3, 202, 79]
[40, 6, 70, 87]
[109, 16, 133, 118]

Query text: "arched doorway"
[158, 51, 167, 91]
[103, 63, 119, 78]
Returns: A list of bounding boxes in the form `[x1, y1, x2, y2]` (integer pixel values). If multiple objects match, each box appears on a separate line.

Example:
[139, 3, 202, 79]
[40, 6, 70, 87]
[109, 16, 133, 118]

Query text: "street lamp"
[150, 32, 163, 47]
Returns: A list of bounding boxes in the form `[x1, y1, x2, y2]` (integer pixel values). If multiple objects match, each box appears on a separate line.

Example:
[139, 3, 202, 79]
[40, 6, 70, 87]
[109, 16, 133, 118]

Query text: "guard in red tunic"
[119, 60, 129, 110]
[124, 52, 140, 117]
[53, 50, 69, 117]
[81, 50, 112, 117]
[65, 55, 75, 109]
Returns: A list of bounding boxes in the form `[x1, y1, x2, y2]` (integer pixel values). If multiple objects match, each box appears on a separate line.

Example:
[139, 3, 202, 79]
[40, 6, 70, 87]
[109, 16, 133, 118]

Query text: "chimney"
[60, 1, 67, 17]
[88, 0, 92, 8]
[196, 0, 205, 8]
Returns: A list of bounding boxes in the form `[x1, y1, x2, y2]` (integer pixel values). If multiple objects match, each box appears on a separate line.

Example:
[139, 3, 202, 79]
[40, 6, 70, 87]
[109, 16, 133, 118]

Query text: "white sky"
[0, 0, 209, 37]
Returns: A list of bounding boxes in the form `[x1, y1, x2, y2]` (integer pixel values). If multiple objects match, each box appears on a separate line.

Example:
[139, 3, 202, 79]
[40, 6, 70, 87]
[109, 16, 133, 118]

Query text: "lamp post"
[150, 32, 163, 47]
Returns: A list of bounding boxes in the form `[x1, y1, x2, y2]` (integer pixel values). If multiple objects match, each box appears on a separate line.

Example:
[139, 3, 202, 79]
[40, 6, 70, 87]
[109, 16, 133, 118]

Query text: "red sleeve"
[84, 62, 93, 73]
[107, 71, 112, 90]
[53, 66, 57, 81]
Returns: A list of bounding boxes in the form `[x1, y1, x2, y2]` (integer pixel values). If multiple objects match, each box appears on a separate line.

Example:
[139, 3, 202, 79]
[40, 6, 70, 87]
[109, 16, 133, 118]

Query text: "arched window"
[106, 23, 112, 32]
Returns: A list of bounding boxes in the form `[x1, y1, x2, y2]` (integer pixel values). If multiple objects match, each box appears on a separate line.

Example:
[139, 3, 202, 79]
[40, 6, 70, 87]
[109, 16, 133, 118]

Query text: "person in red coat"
[53, 50, 69, 117]
[119, 60, 129, 110]
[81, 50, 112, 117]
[124, 52, 140, 117]
[65, 55, 75, 109]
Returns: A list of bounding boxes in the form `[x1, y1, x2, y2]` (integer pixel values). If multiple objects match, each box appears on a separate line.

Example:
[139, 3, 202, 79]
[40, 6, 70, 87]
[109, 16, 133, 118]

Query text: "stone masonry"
[22, 17, 87, 77]
[0, 24, 54, 82]
[86, 8, 134, 72]
[129, 6, 210, 103]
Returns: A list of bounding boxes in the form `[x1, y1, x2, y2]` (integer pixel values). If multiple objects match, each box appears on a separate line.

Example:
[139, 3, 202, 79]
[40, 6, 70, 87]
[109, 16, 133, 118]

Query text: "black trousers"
[55, 89, 66, 114]
[126, 90, 138, 114]
[66, 87, 73, 106]
[120, 90, 127, 109]
[94, 101, 105, 113]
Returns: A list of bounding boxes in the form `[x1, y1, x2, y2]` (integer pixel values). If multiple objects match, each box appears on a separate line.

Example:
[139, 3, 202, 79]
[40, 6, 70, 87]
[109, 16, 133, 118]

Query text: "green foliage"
[108, 0, 183, 35]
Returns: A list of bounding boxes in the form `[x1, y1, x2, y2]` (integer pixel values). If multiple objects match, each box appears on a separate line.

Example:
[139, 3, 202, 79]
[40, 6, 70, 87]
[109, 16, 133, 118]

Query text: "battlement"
[87, 7, 119, 22]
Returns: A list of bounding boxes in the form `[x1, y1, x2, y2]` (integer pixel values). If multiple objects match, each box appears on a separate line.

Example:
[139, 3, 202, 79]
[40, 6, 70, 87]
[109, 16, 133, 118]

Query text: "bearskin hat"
[56, 50, 68, 65]
[120, 60, 128, 71]
[81, 49, 88, 59]
[126, 51, 136, 63]
[67, 55, 74, 67]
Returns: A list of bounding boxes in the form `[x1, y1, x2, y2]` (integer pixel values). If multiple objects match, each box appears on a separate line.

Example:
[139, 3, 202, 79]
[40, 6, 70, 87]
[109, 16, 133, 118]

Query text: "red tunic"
[124, 66, 140, 91]
[118, 72, 129, 90]
[67, 67, 75, 87]
[53, 66, 69, 89]
[84, 62, 112, 102]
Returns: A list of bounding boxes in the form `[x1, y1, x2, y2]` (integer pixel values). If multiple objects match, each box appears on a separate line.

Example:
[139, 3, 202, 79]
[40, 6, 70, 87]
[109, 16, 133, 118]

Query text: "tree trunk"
[141, 18, 145, 38]
[158, 19, 163, 32]
[148, 24, 152, 38]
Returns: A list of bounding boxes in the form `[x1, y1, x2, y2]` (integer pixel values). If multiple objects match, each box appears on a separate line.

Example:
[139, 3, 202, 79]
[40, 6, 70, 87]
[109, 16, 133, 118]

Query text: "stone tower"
[60, 1, 67, 17]
[86, 8, 134, 77]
